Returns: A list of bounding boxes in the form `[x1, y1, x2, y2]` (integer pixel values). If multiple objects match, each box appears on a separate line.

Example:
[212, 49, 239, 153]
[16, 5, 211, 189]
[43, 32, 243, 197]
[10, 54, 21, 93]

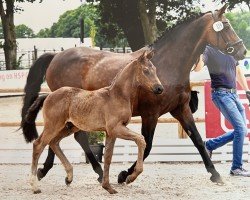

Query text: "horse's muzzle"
[153, 84, 164, 94]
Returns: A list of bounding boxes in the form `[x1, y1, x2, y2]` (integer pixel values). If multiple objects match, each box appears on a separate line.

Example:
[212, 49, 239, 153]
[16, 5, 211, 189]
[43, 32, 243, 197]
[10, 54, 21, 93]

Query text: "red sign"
[205, 80, 250, 138]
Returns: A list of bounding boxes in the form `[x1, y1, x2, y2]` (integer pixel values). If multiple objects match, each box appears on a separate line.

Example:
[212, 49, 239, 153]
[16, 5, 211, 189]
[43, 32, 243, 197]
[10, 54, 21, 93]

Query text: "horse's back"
[46, 47, 145, 91]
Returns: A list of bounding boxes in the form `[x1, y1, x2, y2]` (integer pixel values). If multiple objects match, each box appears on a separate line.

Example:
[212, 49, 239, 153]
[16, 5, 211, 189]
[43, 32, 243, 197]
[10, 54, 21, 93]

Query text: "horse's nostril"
[244, 50, 247, 56]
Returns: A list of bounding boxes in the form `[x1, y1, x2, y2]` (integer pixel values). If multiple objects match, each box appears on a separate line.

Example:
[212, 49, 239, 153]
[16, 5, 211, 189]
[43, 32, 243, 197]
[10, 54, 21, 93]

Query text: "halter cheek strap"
[211, 11, 242, 55]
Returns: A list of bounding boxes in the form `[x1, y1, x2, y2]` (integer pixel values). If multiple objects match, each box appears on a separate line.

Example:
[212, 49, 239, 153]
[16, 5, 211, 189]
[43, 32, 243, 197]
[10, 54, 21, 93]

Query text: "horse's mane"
[150, 11, 211, 48]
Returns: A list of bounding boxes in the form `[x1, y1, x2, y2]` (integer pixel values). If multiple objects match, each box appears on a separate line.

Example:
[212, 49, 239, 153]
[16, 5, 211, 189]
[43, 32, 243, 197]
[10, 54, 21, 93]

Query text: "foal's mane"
[109, 59, 137, 88]
[150, 11, 211, 48]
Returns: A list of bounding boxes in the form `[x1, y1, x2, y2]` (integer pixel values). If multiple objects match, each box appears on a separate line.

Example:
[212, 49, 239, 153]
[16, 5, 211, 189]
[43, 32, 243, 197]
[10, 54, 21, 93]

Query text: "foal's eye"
[143, 68, 150, 75]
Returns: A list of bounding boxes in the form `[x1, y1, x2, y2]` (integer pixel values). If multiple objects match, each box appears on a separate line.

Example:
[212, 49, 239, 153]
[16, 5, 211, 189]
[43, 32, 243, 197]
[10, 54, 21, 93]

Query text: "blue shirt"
[203, 45, 239, 89]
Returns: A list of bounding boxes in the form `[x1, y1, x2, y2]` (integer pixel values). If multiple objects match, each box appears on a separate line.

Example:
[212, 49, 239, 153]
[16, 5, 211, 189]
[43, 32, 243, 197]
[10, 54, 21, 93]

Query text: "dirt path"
[0, 163, 249, 200]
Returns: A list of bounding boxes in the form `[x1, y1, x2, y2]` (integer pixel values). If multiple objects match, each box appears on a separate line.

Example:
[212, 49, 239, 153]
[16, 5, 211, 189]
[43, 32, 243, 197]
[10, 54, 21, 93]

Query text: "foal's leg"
[30, 133, 47, 194]
[114, 125, 146, 184]
[50, 141, 73, 185]
[102, 136, 117, 194]
[118, 116, 157, 184]
[74, 131, 103, 183]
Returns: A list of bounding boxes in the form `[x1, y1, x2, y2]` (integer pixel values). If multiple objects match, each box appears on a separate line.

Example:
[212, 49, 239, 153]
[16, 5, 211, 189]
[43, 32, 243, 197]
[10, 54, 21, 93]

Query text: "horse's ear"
[146, 50, 155, 60]
[217, 4, 228, 18]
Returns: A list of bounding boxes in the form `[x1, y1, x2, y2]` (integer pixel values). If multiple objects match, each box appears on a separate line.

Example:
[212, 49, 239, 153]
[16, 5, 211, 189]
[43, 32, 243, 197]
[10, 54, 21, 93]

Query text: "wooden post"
[178, 123, 188, 138]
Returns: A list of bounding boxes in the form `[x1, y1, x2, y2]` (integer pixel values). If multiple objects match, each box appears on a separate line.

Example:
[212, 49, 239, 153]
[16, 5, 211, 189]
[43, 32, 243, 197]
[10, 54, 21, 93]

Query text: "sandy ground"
[0, 162, 250, 200]
[0, 96, 250, 200]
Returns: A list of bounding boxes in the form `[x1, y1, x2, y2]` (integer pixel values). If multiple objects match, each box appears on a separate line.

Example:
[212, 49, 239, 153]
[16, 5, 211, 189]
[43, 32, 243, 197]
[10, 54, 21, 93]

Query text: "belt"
[211, 87, 237, 93]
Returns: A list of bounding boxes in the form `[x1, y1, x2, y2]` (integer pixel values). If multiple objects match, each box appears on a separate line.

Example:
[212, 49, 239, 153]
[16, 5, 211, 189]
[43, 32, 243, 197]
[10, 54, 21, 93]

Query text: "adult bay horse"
[25, 51, 163, 194]
[21, 5, 247, 185]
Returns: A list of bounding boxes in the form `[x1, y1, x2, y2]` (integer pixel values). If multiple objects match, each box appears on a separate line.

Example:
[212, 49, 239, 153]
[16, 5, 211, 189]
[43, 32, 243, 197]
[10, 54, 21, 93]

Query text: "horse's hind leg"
[30, 133, 47, 194]
[74, 131, 103, 183]
[37, 147, 55, 180]
[102, 136, 117, 194]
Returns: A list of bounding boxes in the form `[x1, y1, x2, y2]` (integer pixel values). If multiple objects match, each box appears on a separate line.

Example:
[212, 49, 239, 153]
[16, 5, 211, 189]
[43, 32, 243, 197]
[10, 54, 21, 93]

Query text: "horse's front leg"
[102, 136, 117, 194]
[118, 115, 158, 184]
[170, 105, 223, 184]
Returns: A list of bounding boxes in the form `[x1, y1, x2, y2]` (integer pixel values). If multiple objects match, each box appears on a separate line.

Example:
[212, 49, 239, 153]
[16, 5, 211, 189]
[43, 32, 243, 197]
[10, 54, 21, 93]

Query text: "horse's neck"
[153, 16, 208, 84]
[109, 62, 138, 103]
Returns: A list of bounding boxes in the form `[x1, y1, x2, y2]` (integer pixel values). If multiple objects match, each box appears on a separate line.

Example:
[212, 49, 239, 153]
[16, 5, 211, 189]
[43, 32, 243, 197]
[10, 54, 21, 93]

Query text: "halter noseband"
[211, 12, 243, 55]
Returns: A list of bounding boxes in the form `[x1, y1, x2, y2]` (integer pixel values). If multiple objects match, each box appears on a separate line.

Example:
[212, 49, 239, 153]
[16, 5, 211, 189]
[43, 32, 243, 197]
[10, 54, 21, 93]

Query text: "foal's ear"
[146, 50, 155, 60]
[138, 51, 147, 62]
[217, 4, 228, 18]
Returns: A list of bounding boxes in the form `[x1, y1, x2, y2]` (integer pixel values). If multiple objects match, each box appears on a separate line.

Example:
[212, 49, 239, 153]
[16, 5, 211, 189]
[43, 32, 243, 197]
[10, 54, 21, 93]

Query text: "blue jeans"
[206, 90, 247, 170]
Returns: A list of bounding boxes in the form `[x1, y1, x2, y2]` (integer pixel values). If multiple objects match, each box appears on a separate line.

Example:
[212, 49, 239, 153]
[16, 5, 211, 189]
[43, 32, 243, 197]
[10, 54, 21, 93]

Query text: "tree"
[87, 0, 250, 51]
[15, 24, 35, 38]
[0, 0, 36, 70]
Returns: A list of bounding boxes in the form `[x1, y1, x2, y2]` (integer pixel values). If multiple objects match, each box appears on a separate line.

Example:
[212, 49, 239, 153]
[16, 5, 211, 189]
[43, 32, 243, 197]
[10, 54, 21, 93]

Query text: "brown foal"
[27, 50, 163, 194]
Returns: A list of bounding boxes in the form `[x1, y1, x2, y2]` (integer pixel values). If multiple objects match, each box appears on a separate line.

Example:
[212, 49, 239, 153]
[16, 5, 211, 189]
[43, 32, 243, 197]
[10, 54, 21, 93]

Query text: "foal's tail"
[21, 53, 55, 139]
[21, 95, 48, 143]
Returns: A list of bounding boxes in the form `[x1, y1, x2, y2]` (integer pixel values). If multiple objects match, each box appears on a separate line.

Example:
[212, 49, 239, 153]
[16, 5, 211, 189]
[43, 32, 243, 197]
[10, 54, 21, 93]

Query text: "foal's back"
[43, 86, 109, 132]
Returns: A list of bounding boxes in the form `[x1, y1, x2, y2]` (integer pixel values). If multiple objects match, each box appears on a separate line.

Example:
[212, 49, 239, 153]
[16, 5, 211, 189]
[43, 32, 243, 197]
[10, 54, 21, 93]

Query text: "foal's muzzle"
[153, 84, 164, 94]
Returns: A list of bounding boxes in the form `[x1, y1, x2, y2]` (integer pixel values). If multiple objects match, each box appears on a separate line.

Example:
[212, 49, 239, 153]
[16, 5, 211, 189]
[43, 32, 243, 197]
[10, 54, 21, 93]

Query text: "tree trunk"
[0, 0, 17, 70]
[114, 0, 145, 51]
[138, 0, 158, 45]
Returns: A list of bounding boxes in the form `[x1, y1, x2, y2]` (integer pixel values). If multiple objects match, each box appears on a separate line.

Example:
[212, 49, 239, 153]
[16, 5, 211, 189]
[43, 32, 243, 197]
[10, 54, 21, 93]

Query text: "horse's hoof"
[65, 177, 72, 186]
[97, 176, 102, 183]
[37, 168, 45, 181]
[210, 174, 224, 184]
[118, 170, 128, 184]
[33, 189, 41, 194]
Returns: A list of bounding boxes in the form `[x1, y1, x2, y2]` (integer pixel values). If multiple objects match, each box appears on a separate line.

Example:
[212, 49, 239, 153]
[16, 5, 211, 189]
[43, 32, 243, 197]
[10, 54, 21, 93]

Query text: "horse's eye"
[143, 68, 150, 75]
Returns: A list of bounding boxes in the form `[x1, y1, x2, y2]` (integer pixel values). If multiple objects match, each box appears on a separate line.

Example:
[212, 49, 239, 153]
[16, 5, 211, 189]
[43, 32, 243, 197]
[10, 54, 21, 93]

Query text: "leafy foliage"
[36, 4, 127, 48]
[15, 24, 35, 38]
[88, 131, 105, 145]
[225, 11, 250, 49]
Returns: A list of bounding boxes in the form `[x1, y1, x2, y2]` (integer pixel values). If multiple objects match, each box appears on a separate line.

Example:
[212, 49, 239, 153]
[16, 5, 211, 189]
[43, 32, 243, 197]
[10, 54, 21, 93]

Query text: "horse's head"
[205, 4, 247, 60]
[136, 50, 163, 94]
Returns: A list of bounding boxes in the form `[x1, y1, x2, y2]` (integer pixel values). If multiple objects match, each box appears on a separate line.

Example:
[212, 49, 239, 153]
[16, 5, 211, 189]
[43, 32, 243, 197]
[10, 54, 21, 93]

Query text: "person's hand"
[246, 91, 250, 106]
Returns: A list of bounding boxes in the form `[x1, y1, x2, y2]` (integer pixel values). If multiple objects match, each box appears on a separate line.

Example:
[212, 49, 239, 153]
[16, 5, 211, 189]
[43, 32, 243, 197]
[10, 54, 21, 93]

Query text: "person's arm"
[236, 65, 250, 105]
[236, 65, 249, 91]
[194, 54, 205, 72]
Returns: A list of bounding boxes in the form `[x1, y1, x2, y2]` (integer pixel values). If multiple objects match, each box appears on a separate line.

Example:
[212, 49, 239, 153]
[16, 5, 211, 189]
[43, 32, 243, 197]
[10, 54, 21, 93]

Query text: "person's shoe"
[230, 168, 250, 177]
[204, 141, 212, 159]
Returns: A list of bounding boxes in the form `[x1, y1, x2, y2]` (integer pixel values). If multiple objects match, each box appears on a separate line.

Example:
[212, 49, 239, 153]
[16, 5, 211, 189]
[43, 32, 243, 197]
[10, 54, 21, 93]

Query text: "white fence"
[0, 135, 249, 164]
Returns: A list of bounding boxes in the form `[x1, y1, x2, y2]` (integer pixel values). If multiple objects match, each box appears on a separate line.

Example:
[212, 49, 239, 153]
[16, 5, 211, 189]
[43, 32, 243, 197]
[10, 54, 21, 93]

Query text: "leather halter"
[211, 12, 243, 56]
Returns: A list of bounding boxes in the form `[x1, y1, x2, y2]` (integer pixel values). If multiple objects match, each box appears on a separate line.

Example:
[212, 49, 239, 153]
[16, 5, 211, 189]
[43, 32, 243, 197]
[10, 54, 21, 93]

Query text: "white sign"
[0, 69, 29, 89]
[213, 21, 224, 32]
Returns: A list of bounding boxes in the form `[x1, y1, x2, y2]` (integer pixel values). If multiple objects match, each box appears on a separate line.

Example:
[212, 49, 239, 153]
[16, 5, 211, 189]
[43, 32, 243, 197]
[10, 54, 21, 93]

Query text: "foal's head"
[205, 4, 247, 60]
[135, 51, 163, 94]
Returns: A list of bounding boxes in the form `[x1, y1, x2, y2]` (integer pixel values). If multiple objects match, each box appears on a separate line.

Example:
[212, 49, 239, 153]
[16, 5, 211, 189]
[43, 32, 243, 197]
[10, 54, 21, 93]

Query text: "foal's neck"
[109, 61, 138, 103]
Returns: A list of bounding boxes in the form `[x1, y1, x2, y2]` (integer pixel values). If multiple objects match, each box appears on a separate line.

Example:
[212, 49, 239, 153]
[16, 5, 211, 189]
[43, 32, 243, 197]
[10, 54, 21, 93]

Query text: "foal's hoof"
[33, 189, 41, 194]
[65, 177, 73, 186]
[37, 168, 45, 181]
[210, 173, 224, 184]
[125, 175, 134, 184]
[118, 170, 128, 184]
[108, 188, 118, 194]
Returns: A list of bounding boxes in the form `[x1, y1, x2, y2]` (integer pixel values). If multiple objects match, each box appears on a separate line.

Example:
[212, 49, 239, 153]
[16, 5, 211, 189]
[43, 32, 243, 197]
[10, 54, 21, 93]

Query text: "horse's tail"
[21, 52, 55, 128]
[21, 94, 48, 143]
